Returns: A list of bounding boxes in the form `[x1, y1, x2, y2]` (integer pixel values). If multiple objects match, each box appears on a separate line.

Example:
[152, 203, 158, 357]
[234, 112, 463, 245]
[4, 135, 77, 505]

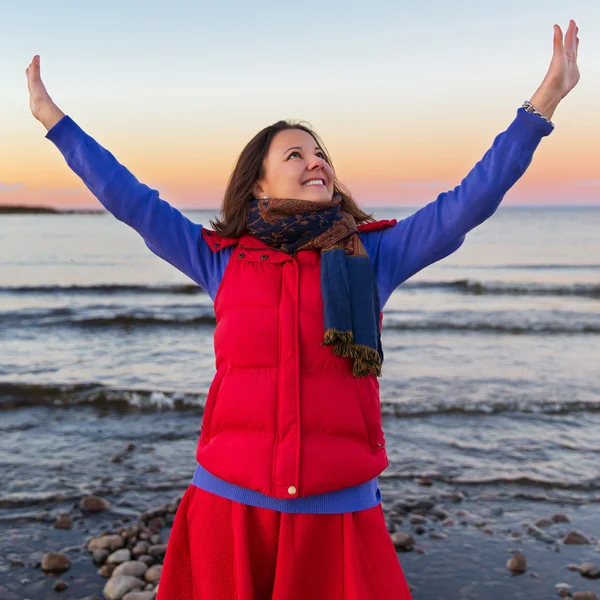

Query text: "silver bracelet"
[521, 100, 554, 126]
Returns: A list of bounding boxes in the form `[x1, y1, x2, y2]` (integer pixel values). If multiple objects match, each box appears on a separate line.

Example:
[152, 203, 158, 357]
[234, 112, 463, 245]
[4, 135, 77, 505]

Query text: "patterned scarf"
[247, 194, 382, 377]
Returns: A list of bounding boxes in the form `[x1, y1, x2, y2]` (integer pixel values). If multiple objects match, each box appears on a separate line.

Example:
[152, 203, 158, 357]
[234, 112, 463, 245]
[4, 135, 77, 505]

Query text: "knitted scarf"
[247, 194, 382, 377]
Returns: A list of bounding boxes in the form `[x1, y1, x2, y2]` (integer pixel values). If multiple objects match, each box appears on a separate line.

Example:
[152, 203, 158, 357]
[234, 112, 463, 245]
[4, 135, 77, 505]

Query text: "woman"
[25, 19, 579, 600]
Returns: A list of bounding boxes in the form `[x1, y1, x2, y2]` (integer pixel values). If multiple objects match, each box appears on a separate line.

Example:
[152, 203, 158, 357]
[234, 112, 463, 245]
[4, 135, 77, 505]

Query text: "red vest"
[196, 220, 395, 499]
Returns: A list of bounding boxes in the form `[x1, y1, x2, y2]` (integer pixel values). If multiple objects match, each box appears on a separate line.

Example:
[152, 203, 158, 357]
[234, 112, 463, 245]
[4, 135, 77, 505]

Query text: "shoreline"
[2, 482, 600, 599]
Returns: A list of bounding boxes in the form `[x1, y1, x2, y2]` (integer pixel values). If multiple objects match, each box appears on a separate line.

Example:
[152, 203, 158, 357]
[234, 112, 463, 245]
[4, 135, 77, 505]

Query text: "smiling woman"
[23, 18, 581, 600]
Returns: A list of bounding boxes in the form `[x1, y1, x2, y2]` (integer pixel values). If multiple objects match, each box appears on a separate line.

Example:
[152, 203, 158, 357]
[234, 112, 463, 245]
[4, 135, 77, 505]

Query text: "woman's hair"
[210, 120, 374, 238]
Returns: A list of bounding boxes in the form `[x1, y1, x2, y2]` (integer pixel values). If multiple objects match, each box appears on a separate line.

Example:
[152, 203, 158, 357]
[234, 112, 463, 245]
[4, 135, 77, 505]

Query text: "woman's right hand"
[26, 55, 65, 131]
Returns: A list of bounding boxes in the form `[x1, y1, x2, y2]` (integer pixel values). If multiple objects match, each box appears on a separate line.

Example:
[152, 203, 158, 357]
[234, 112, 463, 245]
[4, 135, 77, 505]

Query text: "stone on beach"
[88, 534, 125, 552]
[53, 512, 73, 529]
[41, 551, 72, 573]
[552, 513, 571, 523]
[148, 544, 167, 558]
[103, 575, 145, 600]
[579, 562, 600, 579]
[53, 579, 68, 591]
[144, 564, 162, 583]
[572, 593, 599, 600]
[534, 517, 554, 528]
[555, 582, 572, 598]
[80, 495, 111, 513]
[112, 561, 149, 579]
[107, 549, 132, 564]
[122, 592, 156, 600]
[391, 532, 415, 552]
[563, 530, 592, 545]
[506, 552, 527, 574]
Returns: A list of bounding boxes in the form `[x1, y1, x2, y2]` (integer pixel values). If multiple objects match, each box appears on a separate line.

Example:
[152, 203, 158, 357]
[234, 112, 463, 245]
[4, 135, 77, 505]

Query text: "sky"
[1, 0, 599, 209]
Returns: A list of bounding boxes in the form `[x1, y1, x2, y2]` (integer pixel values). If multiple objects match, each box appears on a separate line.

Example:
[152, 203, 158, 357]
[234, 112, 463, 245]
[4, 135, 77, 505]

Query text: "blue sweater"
[46, 108, 553, 513]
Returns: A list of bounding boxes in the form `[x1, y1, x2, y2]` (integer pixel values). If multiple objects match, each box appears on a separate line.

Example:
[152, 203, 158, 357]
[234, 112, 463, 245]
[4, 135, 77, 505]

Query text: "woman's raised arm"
[25, 55, 228, 299]
[362, 20, 580, 308]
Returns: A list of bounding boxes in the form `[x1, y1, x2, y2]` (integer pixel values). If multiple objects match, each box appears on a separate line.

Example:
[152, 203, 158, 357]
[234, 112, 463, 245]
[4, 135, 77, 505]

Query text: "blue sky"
[2, 0, 599, 207]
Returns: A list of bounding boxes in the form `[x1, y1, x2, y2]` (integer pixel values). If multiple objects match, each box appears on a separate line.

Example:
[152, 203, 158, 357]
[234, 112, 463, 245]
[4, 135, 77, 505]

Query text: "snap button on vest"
[213, 242, 221, 248]
[287, 486, 297, 495]
[260, 254, 268, 260]
[237, 252, 245, 259]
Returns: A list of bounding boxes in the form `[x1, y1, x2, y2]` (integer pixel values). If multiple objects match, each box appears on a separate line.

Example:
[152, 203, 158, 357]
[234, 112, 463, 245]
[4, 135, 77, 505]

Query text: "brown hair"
[210, 120, 374, 238]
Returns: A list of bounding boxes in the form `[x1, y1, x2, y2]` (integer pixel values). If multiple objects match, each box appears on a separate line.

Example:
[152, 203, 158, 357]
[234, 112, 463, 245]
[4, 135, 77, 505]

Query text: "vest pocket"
[200, 366, 228, 442]
[353, 377, 385, 452]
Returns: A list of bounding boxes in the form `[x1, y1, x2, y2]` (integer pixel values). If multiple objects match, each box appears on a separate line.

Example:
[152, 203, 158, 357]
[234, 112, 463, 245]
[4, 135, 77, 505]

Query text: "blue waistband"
[191, 464, 381, 514]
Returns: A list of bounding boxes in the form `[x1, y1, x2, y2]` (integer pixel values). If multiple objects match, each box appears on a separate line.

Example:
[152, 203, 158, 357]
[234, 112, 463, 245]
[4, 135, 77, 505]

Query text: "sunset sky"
[2, 0, 599, 209]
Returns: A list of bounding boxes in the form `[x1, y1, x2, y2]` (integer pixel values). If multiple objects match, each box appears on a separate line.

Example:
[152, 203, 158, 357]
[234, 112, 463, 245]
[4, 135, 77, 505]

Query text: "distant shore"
[0, 205, 104, 215]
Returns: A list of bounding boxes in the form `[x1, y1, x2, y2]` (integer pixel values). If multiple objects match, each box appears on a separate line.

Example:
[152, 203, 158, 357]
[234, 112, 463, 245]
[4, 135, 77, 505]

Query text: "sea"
[1, 205, 599, 599]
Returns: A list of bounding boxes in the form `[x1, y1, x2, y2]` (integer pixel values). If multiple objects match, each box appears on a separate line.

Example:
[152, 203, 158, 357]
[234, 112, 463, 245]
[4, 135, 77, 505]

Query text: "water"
[1, 206, 599, 598]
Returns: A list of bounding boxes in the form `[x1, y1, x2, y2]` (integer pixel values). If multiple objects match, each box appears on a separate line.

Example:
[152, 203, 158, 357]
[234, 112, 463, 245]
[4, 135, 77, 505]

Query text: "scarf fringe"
[322, 329, 382, 378]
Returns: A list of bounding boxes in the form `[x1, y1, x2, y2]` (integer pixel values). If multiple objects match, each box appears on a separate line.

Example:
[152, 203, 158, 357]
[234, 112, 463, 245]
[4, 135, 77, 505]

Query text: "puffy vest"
[196, 220, 395, 500]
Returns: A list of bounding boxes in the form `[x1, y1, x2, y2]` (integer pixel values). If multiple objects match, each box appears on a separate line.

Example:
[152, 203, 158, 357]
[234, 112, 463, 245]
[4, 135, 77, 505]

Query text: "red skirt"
[156, 485, 413, 600]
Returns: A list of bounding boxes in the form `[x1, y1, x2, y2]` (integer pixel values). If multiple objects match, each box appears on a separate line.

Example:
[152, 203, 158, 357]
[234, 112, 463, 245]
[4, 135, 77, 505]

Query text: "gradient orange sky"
[2, 0, 599, 208]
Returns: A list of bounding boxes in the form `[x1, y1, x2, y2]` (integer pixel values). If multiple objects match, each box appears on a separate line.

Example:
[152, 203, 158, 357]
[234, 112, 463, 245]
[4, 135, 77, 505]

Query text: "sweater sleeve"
[362, 108, 554, 308]
[45, 116, 229, 299]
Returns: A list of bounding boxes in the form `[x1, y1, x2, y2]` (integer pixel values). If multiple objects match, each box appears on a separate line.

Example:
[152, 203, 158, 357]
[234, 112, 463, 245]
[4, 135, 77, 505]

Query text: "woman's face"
[252, 128, 335, 202]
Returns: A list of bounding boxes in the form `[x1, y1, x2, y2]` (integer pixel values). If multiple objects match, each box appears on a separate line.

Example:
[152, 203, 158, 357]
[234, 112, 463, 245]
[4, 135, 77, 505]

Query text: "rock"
[107, 549, 132, 564]
[573, 593, 599, 600]
[113, 561, 149, 579]
[147, 544, 167, 558]
[580, 562, 600, 579]
[507, 553, 527, 574]
[92, 549, 110, 565]
[88, 534, 125, 552]
[144, 564, 162, 583]
[429, 531, 447, 540]
[138, 554, 155, 566]
[132, 541, 150, 558]
[9, 560, 25, 567]
[123, 593, 156, 600]
[53, 579, 68, 591]
[442, 518, 456, 527]
[524, 522, 555, 544]
[391, 532, 415, 552]
[428, 506, 449, 520]
[126, 443, 135, 452]
[53, 513, 73, 529]
[98, 563, 115, 578]
[553, 513, 571, 523]
[149, 534, 161, 545]
[414, 526, 425, 535]
[567, 564, 582, 571]
[415, 478, 433, 486]
[563, 530, 592, 545]
[103, 575, 145, 600]
[41, 552, 71, 573]
[409, 515, 426, 525]
[555, 582, 572, 598]
[535, 517, 554, 528]
[80, 495, 111, 513]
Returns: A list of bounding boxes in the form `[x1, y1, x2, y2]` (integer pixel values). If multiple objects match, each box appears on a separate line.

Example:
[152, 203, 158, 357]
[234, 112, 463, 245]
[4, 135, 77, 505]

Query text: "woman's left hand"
[544, 19, 580, 100]
[530, 20, 580, 120]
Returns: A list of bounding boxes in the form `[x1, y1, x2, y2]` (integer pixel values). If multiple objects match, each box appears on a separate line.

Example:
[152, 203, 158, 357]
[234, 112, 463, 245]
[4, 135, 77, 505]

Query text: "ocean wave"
[1, 304, 597, 333]
[0, 283, 203, 295]
[402, 279, 600, 298]
[0, 306, 217, 328]
[0, 280, 598, 299]
[384, 318, 600, 334]
[444, 264, 600, 271]
[3, 381, 600, 418]
[0, 382, 207, 411]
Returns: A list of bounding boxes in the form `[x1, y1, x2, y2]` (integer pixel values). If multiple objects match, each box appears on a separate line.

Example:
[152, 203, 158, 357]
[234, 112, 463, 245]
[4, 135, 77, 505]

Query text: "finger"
[564, 20, 577, 52]
[553, 24, 564, 54]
